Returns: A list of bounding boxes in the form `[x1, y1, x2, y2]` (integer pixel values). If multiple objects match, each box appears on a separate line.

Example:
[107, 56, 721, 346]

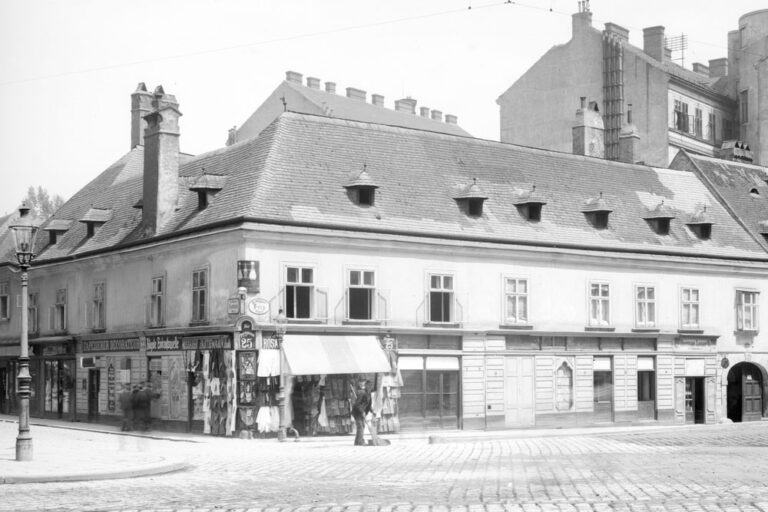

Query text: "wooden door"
[743, 377, 762, 422]
[504, 357, 535, 427]
[87, 369, 100, 420]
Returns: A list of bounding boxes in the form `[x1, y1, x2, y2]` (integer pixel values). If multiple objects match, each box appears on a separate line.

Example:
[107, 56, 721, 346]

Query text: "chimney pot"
[131, 82, 154, 149]
[395, 98, 417, 114]
[325, 82, 336, 94]
[286, 70, 303, 84]
[692, 63, 709, 76]
[346, 87, 367, 102]
[445, 114, 458, 124]
[430, 109, 443, 121]
[371, 94, 385, 107]
[573, 97, 605, 158]
[709, 58, 728, 78]
[306, 77, 321, 89]
[643, 26, 666, 62]
[420, 107, 430, 117]
[605, 22, 629, 43]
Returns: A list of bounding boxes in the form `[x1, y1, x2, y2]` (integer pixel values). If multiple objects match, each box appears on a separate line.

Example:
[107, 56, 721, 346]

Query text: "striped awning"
[282, 335, 391, 376]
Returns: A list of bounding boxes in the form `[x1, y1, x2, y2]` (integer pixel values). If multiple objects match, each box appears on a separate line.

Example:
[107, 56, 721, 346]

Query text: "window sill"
[735, 329, 759, 335]
[678, 329, 703, 334]
[342, 320, 382, 326]
[147, 324, 166, 329]
[188, 321, 209, 327]
[584, 326, 615, 332]
[286, 318, 326, 324]
[631, 328, 660, 333]
[499, 324, 534, 330]
[423, 322, 461, 328]
[90, 328, 106, 334]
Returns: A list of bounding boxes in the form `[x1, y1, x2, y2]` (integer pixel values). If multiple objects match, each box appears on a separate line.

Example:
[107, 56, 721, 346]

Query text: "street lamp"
[10, 203, 39, 462]
[274, 308, 287, 441]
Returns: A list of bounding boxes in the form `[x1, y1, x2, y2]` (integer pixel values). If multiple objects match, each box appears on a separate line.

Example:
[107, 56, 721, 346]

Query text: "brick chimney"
[430, 109, 443, 121]
[643, 26, 666, 62]
[572, 97, 605, 158]
[325, 82, 336, 94]
[346, 87, 366, 102]
[692, 63, 709, 76]
[371, 94, 385, 107]
[395, 98, 417, 114]
[445, 114, 458, 125]
[131, 83, 153, 149]
[420, 107, 430, 117]
[605, 23, 629, 43]
[142, 86, 182, 236]
[306, 77, 321, 89]
[572, 1, 592, 39]
[618, 104, 640, 164]
[285, 71, 303, 84]
[709, 58, 728, 78]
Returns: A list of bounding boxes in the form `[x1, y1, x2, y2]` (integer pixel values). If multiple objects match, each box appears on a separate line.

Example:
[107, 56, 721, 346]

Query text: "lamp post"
[274, 308, 287, 441]
[10, 203, 39, 462]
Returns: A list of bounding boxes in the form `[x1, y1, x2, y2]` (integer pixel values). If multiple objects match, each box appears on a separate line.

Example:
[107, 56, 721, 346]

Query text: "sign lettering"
[82, 338, 141, 353]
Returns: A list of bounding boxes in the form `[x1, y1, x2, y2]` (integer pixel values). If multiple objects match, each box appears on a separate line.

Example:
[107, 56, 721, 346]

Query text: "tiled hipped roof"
[29, 112, 768, 263]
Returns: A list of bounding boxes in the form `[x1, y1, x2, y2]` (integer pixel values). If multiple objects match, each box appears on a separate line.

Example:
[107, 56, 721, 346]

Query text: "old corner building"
[0, 71, 767, 437]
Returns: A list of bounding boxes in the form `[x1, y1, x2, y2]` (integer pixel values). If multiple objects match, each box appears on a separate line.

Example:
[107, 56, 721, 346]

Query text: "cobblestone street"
[3, 422, 768, 512]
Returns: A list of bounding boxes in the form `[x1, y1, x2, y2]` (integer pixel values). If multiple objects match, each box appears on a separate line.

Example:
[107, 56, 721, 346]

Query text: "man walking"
[351, 379, 372, 446]
[118, 384, 134, 431]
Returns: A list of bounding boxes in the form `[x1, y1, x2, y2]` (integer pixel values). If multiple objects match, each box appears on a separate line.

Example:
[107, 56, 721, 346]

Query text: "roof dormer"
[43, 219, 72, 245]
[581, 192, 612, 229]
[512, 185, 547, 222]
[687, 206, 714, 240]
[643, 200, 675, 235]
[344, 165, 379, 206]
[189, 172, 226, 210]
[79, 208, 112, 238]
[454, 178, 488, 217]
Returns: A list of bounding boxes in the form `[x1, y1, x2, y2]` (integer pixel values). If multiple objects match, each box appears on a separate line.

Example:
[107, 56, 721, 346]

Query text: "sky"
[1, 0, 766, 216]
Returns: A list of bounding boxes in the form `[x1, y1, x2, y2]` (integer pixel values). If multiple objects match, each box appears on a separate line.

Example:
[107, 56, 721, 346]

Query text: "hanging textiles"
[257, 349, 281, 377]
[256, 406, 272, 433]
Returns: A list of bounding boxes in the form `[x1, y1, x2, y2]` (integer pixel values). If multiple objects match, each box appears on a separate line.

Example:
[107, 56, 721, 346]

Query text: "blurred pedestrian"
[118, 384, 134, 431]
[351, 379, 372, 446]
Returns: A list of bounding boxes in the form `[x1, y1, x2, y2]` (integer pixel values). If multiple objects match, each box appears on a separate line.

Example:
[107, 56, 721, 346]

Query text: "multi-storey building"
[497, 4, 768, 167]
[1, 85, 767, 436]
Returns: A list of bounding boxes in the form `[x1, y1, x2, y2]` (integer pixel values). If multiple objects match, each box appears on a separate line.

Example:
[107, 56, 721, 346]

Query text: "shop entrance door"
[504, 357, 534, 427]
[685, 377, 705, 424]
[87, 369, 100, 421]
[726, 362, 764, 422]
[743, 375, 762, 422]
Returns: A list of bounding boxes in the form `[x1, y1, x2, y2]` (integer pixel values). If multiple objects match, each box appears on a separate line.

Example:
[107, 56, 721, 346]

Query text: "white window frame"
[192, 267, 209, 323]
[502, 275, 529, 325]
[284, 264, 316, 319]
[736, 289, 759, 332]
[92, 282, 106, 330]
[634, 284, 656, 328]
[680, 287, 700, 330]
[0, 281, 9, 320]
[346, 267, 376, 321]
[150, 275, 165, 327]
[587, 281, 611, 326]
[28, 291, 39, 333]
[427, 272, 454, 324]
[54, 288, 67, 331]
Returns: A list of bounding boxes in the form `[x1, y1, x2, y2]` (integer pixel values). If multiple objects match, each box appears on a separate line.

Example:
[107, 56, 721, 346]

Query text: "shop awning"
[282, 335, 391, 375]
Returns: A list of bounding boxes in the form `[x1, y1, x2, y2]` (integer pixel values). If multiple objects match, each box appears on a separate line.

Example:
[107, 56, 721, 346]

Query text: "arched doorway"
[726, 362, 767, 422]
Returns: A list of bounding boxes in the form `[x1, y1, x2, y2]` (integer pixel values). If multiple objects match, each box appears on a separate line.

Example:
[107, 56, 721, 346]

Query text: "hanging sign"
[107, 364, 116, 412]
[247, 298, 270, 316]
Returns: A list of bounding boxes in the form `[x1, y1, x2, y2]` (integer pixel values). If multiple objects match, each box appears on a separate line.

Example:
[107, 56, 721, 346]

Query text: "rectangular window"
[192, 269, 208, 323]
[588, 282, 610, 326]
[504, 277, 528, 324]
[0, 282, 9, 320]
[347, 269, 375, 320]
[28, 292, 39, 333]
[740, 90, 749, 126]
[708, 112, 717, 144]
[673, 100, 689, 132]
[54, 288, 67, 331]
[150, 277, 164, 327]
[286, 266, 313, 319]
[736, 290, 759, 332]
[635, 285, 656, 328]
[694, 108, 702, 137]
[723, 118, 735, 140]
[681, 287, 700, 329]
[92, 283, 105, 330]
[428, 274, 454, 323]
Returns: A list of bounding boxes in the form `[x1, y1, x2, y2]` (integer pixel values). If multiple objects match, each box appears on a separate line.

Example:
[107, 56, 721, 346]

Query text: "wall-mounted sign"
[82, 338, 141, 353]
[238, 331, 256, 350]
[228, 297, 242, 315]
[247, 298, 270, 316]
[107, 364, 116, 412]
[145, 334, 233, 351]
[237, 260, 260, 293]
[720, 357, 730, 369]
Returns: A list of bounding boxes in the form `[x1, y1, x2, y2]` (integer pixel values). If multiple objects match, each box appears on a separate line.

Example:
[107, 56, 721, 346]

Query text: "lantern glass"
[10, 207, 39, 265]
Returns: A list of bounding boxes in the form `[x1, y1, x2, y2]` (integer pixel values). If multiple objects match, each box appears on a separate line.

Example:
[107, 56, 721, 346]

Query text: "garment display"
[257, 349, 281, 377]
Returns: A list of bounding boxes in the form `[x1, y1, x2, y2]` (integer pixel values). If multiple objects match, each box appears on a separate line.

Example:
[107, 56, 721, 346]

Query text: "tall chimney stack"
[643, 26, 666, 62]
[618, 104, 640, 164]
[142, 86, 182, 236]
[572, 97, 605, 158]
[131, 83, 153, 149]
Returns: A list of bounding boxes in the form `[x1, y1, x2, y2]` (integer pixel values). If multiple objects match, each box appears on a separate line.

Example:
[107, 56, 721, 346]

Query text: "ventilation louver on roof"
[454, 178, 488, 217]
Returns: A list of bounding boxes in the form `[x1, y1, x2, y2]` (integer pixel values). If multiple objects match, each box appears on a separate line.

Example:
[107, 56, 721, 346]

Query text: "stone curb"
[0, 461, 192, 485]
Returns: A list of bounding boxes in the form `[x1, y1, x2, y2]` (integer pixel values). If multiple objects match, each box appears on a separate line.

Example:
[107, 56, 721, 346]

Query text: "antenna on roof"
[665, 34, 688, 67]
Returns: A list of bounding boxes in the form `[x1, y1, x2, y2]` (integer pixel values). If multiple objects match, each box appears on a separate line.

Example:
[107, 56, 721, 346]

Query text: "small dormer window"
[79, 208, 112, 239]
[189, 172, 226, 211]
[644, 200, 675, 236]
[44, 219, 72, 246]
[454, 178, 488, 217]
[581, 192, 612, 230]
[512, 185, 547, 222]
[344, 165, 379, 207]
[687, 206, 714, 240]
[759, 220, 768, 242]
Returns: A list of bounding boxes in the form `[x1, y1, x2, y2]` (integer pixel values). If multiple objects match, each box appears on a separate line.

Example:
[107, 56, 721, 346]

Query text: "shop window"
[28, 292, 39, 334]
[347, 269, 375, 320]
[736, 290, 759, 332]
[428, 274, 454, 323]
[504, 277, 528, 324]
[399, 356, 459, 429]
[150, 277, 164, 327]
[285, 266, 314, 319]
[89, 283, 105, 331]
[192, 269, 208, 323]
[637, 371, 655, 401]
[635, 285, 656, 328]
[554, 361, 574, 412]
[0, 281, 9, 320]
[51, 288, 67, 332]
[588, 282, 610, 326]
[681, 287, 700, 329]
